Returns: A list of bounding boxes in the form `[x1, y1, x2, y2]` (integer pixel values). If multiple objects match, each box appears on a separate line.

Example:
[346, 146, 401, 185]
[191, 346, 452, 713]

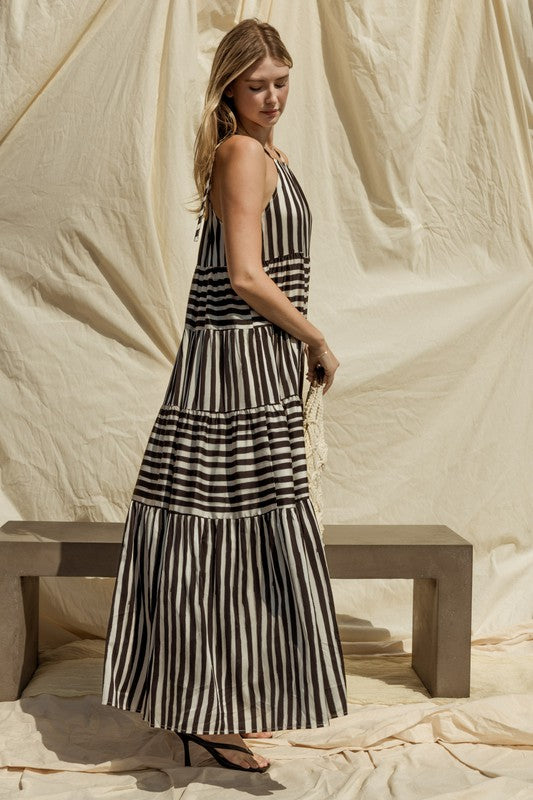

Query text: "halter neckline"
[263, 144, 286, 165]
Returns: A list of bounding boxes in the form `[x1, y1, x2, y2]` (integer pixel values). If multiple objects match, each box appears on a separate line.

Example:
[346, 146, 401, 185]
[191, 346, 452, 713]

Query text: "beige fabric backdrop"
[2, 2, 533, 797]
[1, 0, 532, 652]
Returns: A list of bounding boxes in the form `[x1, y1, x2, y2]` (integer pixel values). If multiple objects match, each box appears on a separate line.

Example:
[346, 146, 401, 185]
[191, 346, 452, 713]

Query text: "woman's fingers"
[304, 343, 340, 394]
[307, 351, 339, 393]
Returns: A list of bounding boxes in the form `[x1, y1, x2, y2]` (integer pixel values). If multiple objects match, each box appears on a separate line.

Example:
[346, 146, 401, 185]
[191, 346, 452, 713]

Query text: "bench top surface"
[0, 520, 471, 547]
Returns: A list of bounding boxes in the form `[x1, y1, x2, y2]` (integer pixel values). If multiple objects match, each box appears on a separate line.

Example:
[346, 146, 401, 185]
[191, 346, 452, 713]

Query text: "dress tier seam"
[128, 494, 313, 520]
[160, 395, 302, 414]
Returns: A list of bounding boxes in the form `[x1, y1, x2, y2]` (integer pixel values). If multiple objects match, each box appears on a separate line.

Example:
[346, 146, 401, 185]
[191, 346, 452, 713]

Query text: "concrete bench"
[325, 524, 472, 698]
[0, 520, 472, 701]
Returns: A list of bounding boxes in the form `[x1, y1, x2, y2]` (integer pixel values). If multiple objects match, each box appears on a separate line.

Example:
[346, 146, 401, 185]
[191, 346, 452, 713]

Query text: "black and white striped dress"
[101, 140, 349, 734]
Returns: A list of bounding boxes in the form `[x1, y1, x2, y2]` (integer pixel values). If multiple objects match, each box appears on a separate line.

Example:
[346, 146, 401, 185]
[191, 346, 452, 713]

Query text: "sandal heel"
[177, 732, 191, 766]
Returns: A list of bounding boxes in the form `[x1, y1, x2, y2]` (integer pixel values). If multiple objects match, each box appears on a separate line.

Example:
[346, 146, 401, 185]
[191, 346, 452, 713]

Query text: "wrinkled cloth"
[0, 640, 531, 797]
[1, 0, 532, 795]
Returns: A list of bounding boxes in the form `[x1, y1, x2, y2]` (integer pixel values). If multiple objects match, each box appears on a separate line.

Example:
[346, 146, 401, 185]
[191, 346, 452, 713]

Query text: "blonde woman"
[101, 18, 347, 774]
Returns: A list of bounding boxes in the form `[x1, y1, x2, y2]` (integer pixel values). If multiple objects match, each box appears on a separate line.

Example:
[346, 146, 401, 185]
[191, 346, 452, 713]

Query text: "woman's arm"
[216, 136, 326, 349]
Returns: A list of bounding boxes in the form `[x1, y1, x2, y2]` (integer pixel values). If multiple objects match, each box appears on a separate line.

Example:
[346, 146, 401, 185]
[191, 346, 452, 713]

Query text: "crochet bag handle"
[302, 379, 328, 540]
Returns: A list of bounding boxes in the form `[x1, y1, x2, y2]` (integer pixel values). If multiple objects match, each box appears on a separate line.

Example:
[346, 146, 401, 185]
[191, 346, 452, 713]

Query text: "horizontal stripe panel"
[184, 256, 310, 328]
[132, 396, 309, 517]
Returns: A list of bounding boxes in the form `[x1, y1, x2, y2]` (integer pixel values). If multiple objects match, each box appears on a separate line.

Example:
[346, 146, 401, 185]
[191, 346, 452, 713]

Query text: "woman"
[101, 18, 348, 774]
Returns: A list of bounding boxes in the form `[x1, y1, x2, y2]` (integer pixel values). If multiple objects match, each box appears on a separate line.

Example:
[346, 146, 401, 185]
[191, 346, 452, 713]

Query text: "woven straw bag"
[302, 380, 328, 540]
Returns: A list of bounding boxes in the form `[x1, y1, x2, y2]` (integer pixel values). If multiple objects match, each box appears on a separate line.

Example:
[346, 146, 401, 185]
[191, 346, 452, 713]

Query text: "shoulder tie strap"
[193, 172, 212, 242]
[194, 139, 227, 242]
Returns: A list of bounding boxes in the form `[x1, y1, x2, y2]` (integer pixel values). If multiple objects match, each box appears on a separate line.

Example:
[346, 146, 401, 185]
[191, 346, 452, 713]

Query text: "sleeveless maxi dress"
[101, 141, 349, 735]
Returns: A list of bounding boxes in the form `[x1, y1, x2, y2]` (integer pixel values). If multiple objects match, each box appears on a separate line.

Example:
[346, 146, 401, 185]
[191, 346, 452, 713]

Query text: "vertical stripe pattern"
[101, 142, 349, 734]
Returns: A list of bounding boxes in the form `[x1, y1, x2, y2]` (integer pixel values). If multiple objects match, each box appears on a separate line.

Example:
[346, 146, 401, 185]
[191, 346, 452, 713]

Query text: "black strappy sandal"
[177, 731, 270, 773]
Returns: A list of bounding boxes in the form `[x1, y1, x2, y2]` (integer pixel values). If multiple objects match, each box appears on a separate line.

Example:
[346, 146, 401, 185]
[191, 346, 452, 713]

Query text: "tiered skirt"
[101, 322, 349, 733]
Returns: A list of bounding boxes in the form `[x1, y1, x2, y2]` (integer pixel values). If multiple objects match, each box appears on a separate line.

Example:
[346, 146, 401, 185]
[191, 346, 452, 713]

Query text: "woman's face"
[225, 55, 289, 133]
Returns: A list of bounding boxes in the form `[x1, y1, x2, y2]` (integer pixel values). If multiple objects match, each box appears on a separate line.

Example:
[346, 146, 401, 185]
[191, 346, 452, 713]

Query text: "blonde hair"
[191, 17, 293, 219]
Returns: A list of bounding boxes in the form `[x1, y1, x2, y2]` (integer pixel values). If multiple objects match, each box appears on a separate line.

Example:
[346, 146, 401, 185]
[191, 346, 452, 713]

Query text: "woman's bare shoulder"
[211, 135, 266, 214]
[215, 134, 289, 165]
[216, 134, 264, 163]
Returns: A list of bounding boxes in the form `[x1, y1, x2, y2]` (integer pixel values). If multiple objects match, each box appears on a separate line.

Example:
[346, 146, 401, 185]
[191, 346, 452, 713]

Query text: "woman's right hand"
[305, 341, 340, 395]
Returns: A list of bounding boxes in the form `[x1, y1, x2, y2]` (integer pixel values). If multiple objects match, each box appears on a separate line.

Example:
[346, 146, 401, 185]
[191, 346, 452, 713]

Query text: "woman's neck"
[234, 126, 273, 151]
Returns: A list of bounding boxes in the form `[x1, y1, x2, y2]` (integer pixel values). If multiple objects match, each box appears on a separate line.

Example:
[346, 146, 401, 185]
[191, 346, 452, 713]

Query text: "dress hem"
[101, 696, 350, 735]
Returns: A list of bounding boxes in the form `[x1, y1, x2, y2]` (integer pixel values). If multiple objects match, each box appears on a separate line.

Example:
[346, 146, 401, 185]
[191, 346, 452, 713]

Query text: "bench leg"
[412, 572, 472, 697]
[0, 576, 39, 701]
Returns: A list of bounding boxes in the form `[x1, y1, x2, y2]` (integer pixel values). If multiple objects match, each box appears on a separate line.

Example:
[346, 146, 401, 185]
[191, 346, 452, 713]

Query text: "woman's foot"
[242, 731, 273, 738]
[192, 733, 270, 770]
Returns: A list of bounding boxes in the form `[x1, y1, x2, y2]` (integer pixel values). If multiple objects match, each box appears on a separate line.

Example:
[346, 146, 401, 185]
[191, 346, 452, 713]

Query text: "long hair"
[191, 17, 293, 219]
